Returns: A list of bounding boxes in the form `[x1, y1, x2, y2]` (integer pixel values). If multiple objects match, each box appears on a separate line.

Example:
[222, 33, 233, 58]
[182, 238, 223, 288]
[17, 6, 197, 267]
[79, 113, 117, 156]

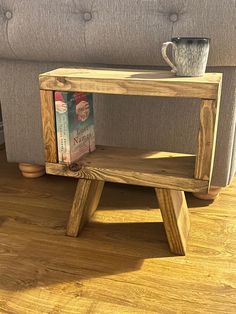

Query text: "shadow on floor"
[0, 218, 175, 292]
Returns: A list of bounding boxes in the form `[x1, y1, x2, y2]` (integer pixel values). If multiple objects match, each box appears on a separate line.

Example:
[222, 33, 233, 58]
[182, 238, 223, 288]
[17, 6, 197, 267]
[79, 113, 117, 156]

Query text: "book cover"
[55, 91, 96, 164]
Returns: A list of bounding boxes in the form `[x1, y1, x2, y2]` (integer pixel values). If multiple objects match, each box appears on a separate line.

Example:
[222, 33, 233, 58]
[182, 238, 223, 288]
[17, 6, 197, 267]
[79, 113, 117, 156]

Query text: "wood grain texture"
[155, 189, 190, 255]
[193, 186, 222, 200]
[0, 149, 236, 313]
[194, 98, 220, 183]
[79, 180, 105, 231]
[46, 146, 208, 192]
[66, 179, 92, 236]
[18, 163, 45, 178]
[67, 179, 104, 237]
[40, 90, 57, 163]
[39, 67, 222, 99]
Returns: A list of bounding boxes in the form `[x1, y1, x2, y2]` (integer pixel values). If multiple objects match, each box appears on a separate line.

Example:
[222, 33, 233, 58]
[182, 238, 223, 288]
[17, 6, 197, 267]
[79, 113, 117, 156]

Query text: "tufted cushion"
[0, 0, 235, 66]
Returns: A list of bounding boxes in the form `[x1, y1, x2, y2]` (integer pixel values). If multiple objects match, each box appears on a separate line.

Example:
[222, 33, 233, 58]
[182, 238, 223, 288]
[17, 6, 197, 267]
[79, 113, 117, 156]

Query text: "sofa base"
[19, 163, 45, 178]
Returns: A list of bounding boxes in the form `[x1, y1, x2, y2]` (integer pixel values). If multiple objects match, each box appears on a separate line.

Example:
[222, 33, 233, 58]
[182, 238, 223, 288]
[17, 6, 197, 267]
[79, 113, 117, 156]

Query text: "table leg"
[155, 188, 190, 255]
[66, 179, 104, 237]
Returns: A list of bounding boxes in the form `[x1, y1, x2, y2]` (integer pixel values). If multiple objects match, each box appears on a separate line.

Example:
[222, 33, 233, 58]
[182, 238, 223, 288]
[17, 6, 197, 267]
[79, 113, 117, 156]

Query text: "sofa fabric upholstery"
[0, 0, 235, 65]
[0, 0, 236, 188]
[0, 101, 3, 145]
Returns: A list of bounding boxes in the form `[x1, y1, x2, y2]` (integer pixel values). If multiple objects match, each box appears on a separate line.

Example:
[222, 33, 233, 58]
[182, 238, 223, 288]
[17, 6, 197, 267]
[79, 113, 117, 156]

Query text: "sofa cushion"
[0, 0, 235, 66]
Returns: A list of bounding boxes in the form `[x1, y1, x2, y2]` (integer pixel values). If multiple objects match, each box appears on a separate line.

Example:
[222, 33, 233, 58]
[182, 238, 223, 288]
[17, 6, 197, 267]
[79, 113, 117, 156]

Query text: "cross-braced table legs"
[67, 179, 190, 255]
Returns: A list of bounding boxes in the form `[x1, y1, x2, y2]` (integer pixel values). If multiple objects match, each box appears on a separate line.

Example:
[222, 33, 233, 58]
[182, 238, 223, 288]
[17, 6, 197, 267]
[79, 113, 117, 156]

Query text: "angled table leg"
[155, 188, 190, 255]
[66, 179, 104, 237]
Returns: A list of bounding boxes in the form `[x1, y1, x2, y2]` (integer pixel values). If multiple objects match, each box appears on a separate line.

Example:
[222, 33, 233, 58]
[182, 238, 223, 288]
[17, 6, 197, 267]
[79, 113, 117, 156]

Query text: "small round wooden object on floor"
[192, 186, 221, 200]
[19, 163, 45, 178]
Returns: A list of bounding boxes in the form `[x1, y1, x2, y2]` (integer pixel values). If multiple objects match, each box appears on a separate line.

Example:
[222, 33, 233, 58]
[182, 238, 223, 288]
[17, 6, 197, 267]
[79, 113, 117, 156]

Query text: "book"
[55, 91, 96, 164]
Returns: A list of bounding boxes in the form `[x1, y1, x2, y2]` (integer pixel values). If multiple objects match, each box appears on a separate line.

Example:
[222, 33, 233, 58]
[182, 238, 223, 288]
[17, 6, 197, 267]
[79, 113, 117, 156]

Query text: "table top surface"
[40, 67, 222, 85]
[39, 67, 222, 99]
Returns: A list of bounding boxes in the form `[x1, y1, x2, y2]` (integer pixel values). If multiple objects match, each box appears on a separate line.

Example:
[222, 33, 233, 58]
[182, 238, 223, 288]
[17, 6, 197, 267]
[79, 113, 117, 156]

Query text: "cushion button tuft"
[5, 10, 13, 20]
[169, 13, 178, 22]
[83, 12, 92, 21]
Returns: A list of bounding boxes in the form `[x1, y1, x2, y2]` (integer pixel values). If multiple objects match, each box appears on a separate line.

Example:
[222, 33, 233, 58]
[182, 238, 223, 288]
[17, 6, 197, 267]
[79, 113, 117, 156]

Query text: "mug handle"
[161, 42, 178, 73]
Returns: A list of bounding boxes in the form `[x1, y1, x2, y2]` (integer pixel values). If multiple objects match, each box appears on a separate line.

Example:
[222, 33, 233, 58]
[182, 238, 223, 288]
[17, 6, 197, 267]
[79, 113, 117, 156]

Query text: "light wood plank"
[66, 179, 92, 237]
[39, 67, 222, 84]
[18, 163, 45, 178]
[155, 188, 190, 255]
[66, 179, 104, 237]
[39, 67, 222, 99]
[40, 90, 57, 163]
[79, 180, 105, 231]
[46, 146, 208, 192]
[194, 96, 221, 183]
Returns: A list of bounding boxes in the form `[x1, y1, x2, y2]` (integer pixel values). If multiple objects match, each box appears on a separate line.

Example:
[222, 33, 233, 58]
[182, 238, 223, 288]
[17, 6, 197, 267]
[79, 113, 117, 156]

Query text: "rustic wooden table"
[39, 67, 222, 255]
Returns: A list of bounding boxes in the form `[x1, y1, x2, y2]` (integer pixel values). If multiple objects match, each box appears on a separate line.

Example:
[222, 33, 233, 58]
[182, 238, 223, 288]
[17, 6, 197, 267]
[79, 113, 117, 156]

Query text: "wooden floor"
[0, 147, 235, 313]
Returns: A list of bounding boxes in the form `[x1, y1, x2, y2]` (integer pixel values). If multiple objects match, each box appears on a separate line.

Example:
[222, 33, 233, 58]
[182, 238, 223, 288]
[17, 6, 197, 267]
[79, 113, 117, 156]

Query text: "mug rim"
[172, 37, 210, 41]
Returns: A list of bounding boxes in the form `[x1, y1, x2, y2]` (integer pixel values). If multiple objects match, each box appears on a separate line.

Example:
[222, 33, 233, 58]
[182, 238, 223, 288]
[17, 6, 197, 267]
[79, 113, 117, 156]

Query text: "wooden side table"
[39, 67, 222, 255]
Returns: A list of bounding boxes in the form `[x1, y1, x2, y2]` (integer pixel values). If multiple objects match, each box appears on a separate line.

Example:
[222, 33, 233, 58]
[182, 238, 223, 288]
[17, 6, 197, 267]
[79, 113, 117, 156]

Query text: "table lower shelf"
[46, 145, 209, 192]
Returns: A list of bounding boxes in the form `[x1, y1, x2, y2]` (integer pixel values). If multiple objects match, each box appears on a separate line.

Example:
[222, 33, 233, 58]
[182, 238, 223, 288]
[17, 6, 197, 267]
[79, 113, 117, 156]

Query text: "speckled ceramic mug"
[161, 37, 210, 77]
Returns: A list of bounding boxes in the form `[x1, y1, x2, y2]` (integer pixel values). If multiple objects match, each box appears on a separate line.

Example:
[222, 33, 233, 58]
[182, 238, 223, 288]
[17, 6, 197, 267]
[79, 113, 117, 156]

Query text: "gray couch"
[0, 0, 235, 187]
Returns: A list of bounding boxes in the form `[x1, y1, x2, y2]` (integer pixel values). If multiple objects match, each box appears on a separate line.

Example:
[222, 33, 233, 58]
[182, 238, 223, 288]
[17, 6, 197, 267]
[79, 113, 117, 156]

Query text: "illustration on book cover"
[55, 91, 96, 164]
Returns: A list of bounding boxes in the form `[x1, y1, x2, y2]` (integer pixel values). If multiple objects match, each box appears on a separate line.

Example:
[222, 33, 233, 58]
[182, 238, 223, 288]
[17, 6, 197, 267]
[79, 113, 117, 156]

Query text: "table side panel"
[40, 90, 57, 163]
[194, 80, 222, 185]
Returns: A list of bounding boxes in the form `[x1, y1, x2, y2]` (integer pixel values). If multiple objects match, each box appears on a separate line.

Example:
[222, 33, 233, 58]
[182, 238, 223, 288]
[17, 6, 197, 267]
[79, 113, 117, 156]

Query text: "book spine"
[69, 92, 96, 162]
[55, 93, 71, 164]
